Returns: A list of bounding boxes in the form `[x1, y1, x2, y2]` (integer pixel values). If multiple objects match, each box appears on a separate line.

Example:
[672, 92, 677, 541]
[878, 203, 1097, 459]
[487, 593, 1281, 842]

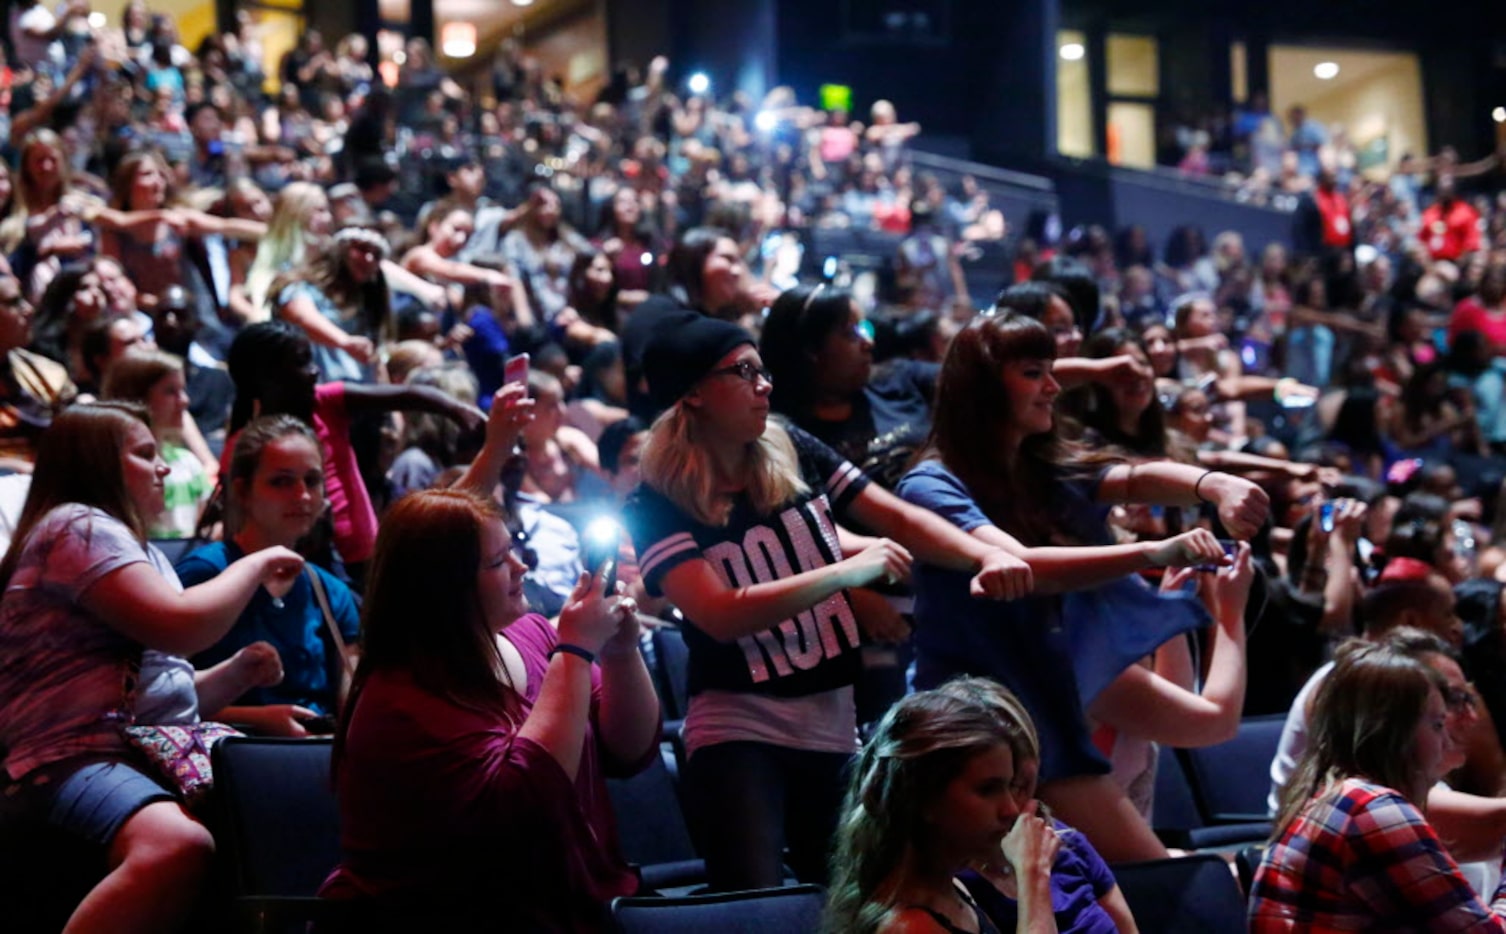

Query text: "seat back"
[1180, 715, 1286, 822]
[1151, 742, 1205, 846]
[610, 884, 825, 934]
[212, 737, 340, 898]
[650, 626, 691, 722]
[605, 745, 698, 868]
[1111, 854, 1247, 933]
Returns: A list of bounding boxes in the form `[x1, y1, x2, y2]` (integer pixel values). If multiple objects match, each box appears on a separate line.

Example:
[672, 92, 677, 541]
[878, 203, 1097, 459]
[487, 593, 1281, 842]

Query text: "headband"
[333, 226, 391, 259]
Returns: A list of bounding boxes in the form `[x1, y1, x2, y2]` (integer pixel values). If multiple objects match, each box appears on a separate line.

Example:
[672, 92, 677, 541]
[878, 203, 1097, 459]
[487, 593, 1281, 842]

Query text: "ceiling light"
[1494, 107, 1506, 124]
[688, 72, 710, 95]
[1313, 62, 1340, 80]
[512, 0, 534, 5]
[1060, 43, 1085, 62]
[441, 22, 476, 58]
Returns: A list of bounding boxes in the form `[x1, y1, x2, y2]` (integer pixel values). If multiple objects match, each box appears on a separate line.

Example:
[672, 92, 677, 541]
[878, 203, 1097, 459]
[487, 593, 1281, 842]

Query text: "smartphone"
[504, 353, 530, 389]
[1195, 539, 1239, 572]
[1320, 502, 1336, 533]
[581, 517, 620, 592]
[298, 714, 337, 735]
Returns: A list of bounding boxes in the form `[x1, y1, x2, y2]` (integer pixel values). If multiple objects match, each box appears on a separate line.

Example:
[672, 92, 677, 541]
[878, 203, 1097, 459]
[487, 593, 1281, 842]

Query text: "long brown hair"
[1273, 639, 1449, 837]
[917, 312, 1107, 546]
[332, 489, 517, 772]
[824, 678, 1042, 934]
[0, 402, 154, 590]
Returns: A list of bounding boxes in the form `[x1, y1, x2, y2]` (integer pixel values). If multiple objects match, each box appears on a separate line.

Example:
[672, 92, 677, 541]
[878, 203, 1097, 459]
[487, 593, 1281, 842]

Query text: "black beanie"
[643, 312, 755, 410]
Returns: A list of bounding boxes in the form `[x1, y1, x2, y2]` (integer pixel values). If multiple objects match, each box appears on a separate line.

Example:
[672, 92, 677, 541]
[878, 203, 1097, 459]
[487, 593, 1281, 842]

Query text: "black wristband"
[549, 643, 597, 665]
[1194, 470, 1217, 504]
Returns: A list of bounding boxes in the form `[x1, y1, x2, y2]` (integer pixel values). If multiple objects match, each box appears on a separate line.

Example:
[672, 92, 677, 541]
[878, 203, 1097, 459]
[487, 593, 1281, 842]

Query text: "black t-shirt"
[799, 360, 938, 491]
[624, 423, 871, 698]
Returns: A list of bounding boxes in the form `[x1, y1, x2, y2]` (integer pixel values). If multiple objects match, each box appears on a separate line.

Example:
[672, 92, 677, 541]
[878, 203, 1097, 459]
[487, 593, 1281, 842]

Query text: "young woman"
[1251, 640, 1506, 930]
[271, 225, 393, 384]
[100, 349, 213, 539]
[243, 180, 334, 319]
[824, 677, 1136, 934]
[500, 183, 593, 324]
[623, 313, 1033, 891]
[0, 402, 302, 932]
[224, 321, 484, 582]
[895, 312, 1268, 863]
[594, 185, 661, 304]
[760, 283, 934, 490]
[176, 416, 361, 735]
[97, 149, 267, 312]
[322, 483, 658, 929]
[400, 199, 511, 294]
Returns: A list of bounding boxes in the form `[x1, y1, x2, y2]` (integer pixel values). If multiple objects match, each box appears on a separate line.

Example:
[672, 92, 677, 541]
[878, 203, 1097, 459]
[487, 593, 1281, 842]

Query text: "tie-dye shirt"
[0, 504, 176, 780]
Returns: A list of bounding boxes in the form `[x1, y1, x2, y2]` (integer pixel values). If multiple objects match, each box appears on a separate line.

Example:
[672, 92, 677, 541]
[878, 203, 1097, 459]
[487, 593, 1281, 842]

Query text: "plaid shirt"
[1250, 778, 1506, 931]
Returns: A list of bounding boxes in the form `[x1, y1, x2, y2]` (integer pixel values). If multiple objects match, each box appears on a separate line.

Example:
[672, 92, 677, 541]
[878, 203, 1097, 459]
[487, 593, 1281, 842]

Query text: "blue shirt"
[177, 542, 360, 715]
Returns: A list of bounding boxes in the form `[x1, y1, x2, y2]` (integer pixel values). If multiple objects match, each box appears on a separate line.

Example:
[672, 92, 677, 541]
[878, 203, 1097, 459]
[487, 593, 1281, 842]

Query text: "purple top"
[959, 822, 1120, 934]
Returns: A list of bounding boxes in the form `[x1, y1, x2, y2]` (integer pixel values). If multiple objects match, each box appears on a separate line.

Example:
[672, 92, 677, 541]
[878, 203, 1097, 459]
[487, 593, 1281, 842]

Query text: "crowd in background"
[4, 2, 1506, 931]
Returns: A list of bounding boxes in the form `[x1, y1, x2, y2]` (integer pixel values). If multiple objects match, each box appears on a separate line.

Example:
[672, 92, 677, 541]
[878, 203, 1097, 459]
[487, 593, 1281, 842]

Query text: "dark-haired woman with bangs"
[897, 312, 1269, 862]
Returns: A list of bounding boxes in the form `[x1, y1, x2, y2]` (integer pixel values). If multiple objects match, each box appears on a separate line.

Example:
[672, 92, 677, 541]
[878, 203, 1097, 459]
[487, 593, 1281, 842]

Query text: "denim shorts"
[42, 758, 175, 847]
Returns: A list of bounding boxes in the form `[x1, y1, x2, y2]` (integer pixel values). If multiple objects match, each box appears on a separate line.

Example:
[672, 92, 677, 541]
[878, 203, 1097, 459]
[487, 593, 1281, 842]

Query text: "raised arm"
[516, 567, 639, 779]
[1087, 547, 1253, 747]
[79, 547, 304, 656]
[456, 383, 534, 499]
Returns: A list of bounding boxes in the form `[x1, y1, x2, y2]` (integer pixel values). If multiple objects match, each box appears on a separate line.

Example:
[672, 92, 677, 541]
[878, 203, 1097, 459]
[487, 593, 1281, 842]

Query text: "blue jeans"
[681, 741, 852, 891]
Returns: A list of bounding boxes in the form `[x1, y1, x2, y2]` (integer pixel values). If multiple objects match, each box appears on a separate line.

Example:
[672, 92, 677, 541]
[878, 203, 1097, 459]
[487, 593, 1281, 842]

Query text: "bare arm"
[656, 543, 906, 643]
[277, 292, 371, 358]
[1088, 548, 1253, 748]
[516, 569, 634, 779]
[1097, 462, 1270, 540]
[594, 608, 660, 767]
[402, 245, 510, 289]
[1428, 786, 1506, 863]
[455, 383, 534, 500]
[844, 483, 1033, 600]
[78, 547, 303, 656]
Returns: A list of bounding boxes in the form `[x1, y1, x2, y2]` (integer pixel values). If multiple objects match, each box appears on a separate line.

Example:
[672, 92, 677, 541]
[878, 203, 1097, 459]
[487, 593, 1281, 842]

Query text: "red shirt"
[1313, 186, 1354, 248]
[323, 614, 649, 931]
[1421, 199, 1482, 261]
[1449, 297, 1506, 351]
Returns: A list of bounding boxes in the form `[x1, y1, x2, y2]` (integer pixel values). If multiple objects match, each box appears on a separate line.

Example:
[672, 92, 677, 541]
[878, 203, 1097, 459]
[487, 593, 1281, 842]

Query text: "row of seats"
[210, 736, 1251, 932]
[1152, 714, 1286, 851]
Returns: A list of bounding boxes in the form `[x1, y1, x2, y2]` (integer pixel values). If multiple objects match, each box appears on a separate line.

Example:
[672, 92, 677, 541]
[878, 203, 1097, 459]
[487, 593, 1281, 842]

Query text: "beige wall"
[1057, 30, 1094, 158]
[1270, 47, 1428, 170]
[93, 0, 219, 50]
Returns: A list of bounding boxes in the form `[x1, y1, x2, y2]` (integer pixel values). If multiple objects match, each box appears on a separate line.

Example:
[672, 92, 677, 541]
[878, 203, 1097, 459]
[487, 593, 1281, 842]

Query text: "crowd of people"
[2, 3, 1506, 932]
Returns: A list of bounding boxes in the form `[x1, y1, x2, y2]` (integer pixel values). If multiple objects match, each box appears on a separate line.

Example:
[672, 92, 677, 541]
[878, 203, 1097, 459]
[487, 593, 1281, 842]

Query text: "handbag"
[123, 721, 243, 808]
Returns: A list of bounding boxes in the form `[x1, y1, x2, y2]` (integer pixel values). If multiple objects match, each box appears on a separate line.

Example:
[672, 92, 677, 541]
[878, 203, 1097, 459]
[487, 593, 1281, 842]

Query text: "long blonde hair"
[640, 404, 808, 527]
[246, 181, 329, 316]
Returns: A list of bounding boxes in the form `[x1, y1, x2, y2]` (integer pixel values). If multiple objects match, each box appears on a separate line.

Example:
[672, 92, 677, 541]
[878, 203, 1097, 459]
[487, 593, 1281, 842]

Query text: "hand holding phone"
[504, 353, 530, 389]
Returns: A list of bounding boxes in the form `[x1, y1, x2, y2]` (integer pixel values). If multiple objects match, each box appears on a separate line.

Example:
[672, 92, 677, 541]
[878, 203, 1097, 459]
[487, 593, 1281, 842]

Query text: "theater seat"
[610, 883, 825, 933]
[1111, 854, 1247, 933]
[212, 736, 352, 933]
[605, 743, 706, 892]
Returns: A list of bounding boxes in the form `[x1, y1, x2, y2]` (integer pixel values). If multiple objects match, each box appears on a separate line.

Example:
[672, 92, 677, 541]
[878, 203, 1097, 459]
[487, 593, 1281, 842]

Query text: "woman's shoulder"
[501, 613, 557, 656]
[876, 907, 955, 934]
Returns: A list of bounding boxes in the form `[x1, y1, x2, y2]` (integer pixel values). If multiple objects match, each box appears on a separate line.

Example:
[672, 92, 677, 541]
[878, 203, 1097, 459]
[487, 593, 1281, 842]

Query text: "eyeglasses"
[1445, 684, 1478, 713]
[707, 361, 773, 385]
